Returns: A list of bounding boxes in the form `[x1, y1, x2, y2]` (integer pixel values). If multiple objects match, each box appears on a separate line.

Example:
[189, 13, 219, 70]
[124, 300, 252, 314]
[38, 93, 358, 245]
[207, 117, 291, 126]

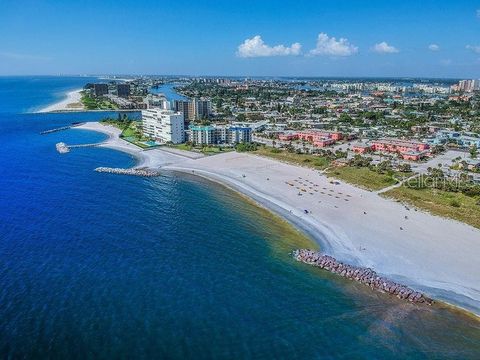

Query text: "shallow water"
[0, 77, 479, 359]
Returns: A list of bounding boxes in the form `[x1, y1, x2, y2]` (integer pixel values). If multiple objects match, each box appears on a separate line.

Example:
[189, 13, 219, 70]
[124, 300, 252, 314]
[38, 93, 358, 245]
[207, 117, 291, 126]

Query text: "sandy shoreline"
[73, 121, 480, 316]
[37, 89, 85, 113]
[74, 122, 193, 168]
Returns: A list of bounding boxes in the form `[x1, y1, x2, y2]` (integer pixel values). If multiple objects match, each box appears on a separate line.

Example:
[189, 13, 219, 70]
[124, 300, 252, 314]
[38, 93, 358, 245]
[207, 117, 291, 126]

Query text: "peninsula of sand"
[74, 121, 480, 315]
[37, 89, 85, 113]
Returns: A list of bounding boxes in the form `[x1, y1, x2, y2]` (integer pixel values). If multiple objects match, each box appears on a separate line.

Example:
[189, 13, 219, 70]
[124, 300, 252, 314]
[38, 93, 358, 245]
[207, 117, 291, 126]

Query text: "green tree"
[470, 145, 478, 159]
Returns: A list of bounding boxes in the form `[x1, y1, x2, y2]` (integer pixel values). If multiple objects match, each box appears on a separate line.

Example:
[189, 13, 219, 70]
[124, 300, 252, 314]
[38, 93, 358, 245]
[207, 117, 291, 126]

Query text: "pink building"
[352, 144, 372, 154]
[371, 139, 429, 154]
[297, 130, 343, 142]
[402, 152, 422, 161]
[370, 138, 430, 161]
[278, 130, 344, 148]
[278, 133, 298, 141]
[314, 139, 336, 147]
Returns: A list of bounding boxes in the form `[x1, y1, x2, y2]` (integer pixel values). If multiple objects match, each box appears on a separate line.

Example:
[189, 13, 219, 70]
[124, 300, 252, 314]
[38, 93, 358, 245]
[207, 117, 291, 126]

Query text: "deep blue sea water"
[0, 76, 479, 359]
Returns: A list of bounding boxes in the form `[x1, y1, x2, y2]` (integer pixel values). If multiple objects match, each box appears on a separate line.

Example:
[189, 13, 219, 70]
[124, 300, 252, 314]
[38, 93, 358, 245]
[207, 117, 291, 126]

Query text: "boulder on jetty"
[94, 167, 160, 177]
[292, 249, 433, 305]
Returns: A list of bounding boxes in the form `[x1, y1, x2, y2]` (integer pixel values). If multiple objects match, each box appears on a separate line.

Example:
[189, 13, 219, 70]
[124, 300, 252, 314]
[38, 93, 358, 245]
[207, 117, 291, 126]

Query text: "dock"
[56, 142, 103, 153]
[55, 142, 70, 153]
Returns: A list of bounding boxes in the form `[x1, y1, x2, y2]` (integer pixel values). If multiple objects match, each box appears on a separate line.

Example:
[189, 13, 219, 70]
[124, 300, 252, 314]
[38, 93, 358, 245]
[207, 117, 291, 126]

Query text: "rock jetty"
[94, 167, 160, 177]
[40, 122, 84, 135]
[293, 249, 433, 305]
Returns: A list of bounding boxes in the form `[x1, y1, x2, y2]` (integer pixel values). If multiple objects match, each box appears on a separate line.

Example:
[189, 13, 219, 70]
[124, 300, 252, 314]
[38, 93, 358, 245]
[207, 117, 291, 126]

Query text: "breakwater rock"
[94, 167, 160, 177]
[293, 249, 433, 305]
[41, 122, 84, 135]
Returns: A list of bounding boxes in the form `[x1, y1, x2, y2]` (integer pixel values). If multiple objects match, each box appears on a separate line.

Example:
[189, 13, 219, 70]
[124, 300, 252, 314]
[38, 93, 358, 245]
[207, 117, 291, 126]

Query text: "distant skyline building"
[452, 79, 480, 93]
[93, 83, 109, 97]
[142, 109, 184, 144]
[173, 98, 212, 124]
[116, 83, 131, 98]
[173, 100, 191, 125]
[189, 98, 212, 120]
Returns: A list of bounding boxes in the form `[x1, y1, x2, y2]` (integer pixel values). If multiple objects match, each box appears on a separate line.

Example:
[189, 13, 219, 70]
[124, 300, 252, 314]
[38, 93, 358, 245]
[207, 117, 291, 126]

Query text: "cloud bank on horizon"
[237, 34, 403, 58]
[309, 33, 358, 57]
[372, 42, 399, 54]
[236, 36, 301, 58]
[466, 45, 480, 54]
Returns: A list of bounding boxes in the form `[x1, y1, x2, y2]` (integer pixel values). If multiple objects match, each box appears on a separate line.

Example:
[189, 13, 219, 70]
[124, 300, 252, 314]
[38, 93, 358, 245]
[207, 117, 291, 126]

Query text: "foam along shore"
[76, 122, 480, 316]
[37, 89, 84, 113]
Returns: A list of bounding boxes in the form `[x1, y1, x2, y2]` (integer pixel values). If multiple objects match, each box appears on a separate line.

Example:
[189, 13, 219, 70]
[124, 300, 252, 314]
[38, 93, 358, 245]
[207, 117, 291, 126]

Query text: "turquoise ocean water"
[0, 76, 479, 359]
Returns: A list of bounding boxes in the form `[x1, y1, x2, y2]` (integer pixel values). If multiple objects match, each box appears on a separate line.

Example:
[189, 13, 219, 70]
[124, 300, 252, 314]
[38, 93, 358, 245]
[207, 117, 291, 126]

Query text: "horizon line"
[0, 74, 469, 81]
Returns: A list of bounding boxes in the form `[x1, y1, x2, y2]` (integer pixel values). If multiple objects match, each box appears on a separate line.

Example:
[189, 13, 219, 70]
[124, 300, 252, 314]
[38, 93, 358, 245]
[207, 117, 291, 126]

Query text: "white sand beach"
[75, 122, 192, 168]
[76, 122, 480, 315]
[37, 89, 84, 113]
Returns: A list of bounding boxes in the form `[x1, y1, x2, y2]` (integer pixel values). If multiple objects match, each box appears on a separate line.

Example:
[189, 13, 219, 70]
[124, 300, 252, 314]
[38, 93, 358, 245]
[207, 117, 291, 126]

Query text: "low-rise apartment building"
[370, 139, 430, 153]
[189, 125, 252, 146]
[353, 138, 430, 160]
[278, 130, 344, 147]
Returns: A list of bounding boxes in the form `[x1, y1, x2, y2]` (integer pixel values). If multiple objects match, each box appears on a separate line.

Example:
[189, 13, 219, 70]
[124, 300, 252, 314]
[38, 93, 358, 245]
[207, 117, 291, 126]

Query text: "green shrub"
[449, 199, 461, 208]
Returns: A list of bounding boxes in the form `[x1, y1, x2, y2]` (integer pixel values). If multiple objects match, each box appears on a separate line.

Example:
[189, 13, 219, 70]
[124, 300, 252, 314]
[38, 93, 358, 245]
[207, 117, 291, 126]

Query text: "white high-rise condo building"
[142, 109, 185, 144]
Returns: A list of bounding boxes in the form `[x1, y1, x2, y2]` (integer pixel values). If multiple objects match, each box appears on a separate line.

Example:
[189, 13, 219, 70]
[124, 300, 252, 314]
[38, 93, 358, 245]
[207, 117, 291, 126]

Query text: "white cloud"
[236, 36, 301, 58]
[440, 59, 452, 66]
[466, 44, 480, 54]
[372, 42, 399, 54]
[428, 44, 440, 51]
[308, 33, 358, 57]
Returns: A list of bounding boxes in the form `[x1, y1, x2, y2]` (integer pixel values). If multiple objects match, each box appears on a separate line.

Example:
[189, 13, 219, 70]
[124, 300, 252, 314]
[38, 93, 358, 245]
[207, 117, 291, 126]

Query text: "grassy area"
[326, 167, 400, 191]
[171, 143, 193, 151]
[100, 118, 157, 149]
[81, 92, 117, 110]
[253, 147, 331, 169]
[202, 146, 235, 154]
[120, 126, 137, 138]
[384, 187, 480, 229]
[168, 143, 235, 155]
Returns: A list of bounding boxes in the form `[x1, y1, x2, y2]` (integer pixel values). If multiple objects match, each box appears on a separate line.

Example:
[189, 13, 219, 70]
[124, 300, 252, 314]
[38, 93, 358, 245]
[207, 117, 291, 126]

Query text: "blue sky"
[0, 0, 479, 77]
